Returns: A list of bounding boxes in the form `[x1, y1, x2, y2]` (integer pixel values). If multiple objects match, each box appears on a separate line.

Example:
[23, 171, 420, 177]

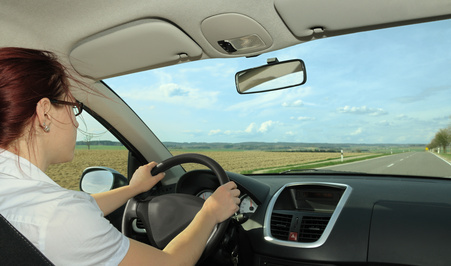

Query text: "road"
[323, 152, 451, 178]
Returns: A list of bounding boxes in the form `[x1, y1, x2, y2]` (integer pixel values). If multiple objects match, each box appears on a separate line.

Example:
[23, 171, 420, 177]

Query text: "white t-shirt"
[0, 149, 130, 265]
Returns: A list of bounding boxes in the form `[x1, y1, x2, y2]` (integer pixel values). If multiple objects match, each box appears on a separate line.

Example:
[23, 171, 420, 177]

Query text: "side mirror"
[235, 58, 306, 94]
[80, 167, 128, 194]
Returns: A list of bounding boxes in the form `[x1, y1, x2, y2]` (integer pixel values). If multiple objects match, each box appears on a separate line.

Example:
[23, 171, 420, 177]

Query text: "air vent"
[135, 218, 145, 229]
[264, 182, 352, 248]
[299, 216, 330, 242]
[132, 218, 146, 233]
[270, 212, 292, 240]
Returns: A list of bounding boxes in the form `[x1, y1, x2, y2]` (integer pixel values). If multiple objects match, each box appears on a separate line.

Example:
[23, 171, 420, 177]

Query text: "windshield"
[103, 19, 451, 178]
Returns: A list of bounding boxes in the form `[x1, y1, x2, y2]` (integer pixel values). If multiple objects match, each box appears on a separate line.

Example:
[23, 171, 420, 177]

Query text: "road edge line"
[430, 152, 451, 167]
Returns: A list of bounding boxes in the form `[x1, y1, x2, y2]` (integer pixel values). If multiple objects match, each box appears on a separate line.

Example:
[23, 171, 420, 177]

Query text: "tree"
[433, 128, 451, 153]
[428, 116, 451, 153]
[427, 137, 439, 151]
[83, 131, 106, 150]
[84, 133, 94, 150]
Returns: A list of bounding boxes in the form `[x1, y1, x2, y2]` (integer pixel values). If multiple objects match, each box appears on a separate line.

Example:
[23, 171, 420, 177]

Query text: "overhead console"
[70, 19, 202, 80]
[201, 13, 273, 56]
[264, 182, 352, 248]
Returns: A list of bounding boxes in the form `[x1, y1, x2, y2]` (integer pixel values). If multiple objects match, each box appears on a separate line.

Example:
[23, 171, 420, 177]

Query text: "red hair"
[0, 47, 74, 149]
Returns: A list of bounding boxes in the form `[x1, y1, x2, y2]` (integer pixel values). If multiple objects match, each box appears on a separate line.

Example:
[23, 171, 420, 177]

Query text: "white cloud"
[395, 114, 412, 120]
[120, 82, 219, 109]
[282, 99, 303, 107]
[210, 120, 279, 137]
[350, 127, 363, 135]
[377, 120, 392, 126]
[227, 86, 312, 113]
[258, 120, 275, 133]
[208, 129, 221, 135]
[291, 116, 316, 121]
[161, 83, 189, 97]
[245, 123, 257, 133]
[338, 105, 387, 116]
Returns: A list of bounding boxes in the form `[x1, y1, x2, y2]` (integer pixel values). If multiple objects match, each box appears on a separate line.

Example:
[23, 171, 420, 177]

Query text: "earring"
[43, 122, 50, 132]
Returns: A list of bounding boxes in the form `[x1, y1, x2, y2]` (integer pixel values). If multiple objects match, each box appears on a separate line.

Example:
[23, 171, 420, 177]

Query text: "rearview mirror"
[80, 167, 128, 194]
[235, 58, 306, 94]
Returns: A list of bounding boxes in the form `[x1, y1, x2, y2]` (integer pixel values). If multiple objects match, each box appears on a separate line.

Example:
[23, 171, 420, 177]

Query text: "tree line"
[427, 124, 451, 153]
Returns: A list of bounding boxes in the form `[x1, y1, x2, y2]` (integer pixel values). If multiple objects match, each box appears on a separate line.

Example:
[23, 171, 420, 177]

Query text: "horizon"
[78, 19, 451, 145]
[76, 139, 426, 146]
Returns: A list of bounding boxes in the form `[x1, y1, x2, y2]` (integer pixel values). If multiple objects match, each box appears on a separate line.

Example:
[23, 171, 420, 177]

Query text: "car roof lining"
[3, 0, 451, 81]
[69, 0, 451, 80]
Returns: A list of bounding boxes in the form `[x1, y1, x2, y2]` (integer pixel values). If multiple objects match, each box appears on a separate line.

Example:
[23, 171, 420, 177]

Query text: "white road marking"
[387, 163, 394, 168]
[430, 152, 451, 166]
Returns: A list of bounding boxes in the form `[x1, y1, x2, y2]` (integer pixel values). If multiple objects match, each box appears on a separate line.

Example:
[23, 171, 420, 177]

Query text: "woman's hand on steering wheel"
[129, 162, 166, 195]
[202, 181, 241, 224]
[123, 153, 238, 262]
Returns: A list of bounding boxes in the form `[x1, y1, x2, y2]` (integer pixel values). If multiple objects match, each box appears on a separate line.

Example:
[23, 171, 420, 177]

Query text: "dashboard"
[133, 169, 451, 265]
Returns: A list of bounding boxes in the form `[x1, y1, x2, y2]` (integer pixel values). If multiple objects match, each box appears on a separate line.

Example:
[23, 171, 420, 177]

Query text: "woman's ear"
[36, 98, 52, 131]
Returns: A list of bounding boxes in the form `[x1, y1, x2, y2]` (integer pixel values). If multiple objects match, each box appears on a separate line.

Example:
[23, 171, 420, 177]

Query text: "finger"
[147, 161, 159, 168]
[155, 172, 165, 181]
[231, 188, 240, 197]
[223, 181, 237, 189]
[148, 162, 167, 178]
[139, 162, 157, 173]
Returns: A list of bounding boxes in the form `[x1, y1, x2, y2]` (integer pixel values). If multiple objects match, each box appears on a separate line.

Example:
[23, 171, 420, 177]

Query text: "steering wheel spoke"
[122, 153, 230, 260]
[136, 194, 204, 248]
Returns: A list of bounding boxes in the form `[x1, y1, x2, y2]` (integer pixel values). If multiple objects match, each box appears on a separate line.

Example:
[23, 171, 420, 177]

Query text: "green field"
[75, 145, 127, 150]
[242, 153, 388, 174]
[48, 143, 432, 191]
[47, 146, 384, 190]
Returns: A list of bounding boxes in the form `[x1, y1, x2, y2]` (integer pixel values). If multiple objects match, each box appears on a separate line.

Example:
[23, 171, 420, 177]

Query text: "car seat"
[0, 213, 54, 265]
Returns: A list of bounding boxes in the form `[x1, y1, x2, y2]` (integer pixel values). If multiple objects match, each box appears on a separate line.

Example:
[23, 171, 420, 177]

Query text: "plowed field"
[47, 149, 352, 190]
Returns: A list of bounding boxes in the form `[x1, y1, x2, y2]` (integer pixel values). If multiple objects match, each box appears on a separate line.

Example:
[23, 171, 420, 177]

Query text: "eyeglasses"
[50, 99, 83, 116]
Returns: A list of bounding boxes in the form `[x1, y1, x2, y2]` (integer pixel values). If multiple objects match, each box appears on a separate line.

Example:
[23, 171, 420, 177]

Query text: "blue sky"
[81, 19, 451, 144]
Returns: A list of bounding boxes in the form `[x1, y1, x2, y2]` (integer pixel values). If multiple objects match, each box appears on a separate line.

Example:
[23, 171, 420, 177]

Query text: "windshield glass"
[104, 19, 451, 178]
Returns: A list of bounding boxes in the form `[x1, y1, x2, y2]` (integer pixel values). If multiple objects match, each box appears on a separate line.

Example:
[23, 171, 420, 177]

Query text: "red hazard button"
[288, 232, 298, 241]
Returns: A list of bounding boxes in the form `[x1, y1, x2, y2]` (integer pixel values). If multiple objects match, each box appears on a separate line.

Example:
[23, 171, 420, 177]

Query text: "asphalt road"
[323, 152, 451, 178]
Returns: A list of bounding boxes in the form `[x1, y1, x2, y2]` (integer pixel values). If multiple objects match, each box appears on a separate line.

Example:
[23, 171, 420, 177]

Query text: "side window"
[46, 112, 128, 190]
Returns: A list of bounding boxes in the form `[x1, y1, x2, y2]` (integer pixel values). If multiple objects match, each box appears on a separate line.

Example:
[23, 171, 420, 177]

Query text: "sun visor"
[70, 19, 202, 79]
[275, 0, 451, 38]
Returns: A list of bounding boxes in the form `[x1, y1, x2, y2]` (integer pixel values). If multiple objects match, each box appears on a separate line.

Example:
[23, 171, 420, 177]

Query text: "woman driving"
[0, 47, 240, 265]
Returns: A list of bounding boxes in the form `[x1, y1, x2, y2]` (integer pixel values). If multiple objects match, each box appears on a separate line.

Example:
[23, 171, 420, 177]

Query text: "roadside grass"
[242, 153, 388, 174]
[438, 153, 451, 162]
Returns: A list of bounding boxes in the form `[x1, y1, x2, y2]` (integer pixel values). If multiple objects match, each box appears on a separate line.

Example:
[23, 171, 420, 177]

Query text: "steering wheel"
[122, 153, 230, 260]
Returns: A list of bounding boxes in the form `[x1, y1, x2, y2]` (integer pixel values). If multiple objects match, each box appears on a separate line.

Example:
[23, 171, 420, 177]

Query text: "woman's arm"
[91, 162, 165, 216]
[120, 181, 240, 266]
[92, 160, 241, 265]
